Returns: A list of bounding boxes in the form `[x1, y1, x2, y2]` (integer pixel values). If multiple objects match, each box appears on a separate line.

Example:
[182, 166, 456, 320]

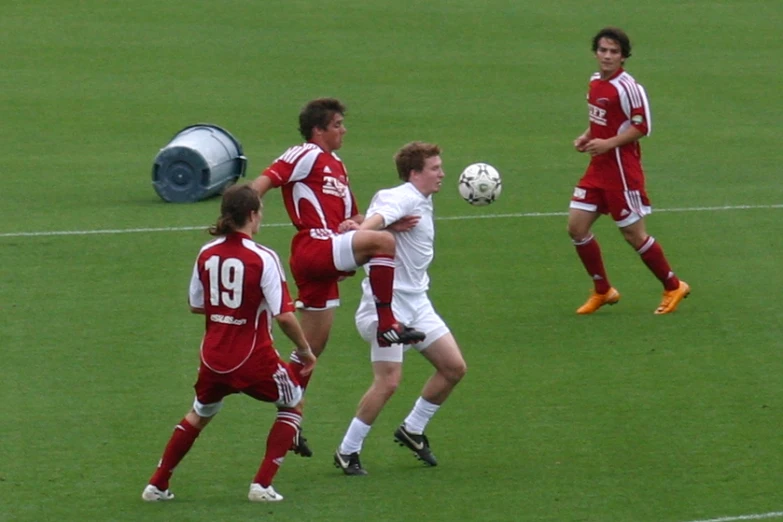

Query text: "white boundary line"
[1, 203, 781, 239]
[682, 511, 783, 522]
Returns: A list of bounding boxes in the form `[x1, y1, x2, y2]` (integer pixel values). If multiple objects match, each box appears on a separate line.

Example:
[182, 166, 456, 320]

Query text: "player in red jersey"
[569, 27, 690, 315]
[141, 184, 316, 503]
[250, 98, 425, 383]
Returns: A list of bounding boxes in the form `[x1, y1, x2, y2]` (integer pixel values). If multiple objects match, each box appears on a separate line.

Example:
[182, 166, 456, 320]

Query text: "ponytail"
[208, 185, 260, 236]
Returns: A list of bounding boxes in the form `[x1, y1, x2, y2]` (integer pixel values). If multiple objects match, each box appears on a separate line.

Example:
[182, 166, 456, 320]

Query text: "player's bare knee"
[567, 223, 589, 241]
[372, 230, 396, 256]
[187, 407, 216, 429]
[451, 360, 468, 383]
[621, 229, 646, 249]
[373, 366, 401, 395]
[371, 378, 399, 400]
[441, 359, 467, 384]
[287, 401, 305, 414]
[310, 342, 327, 358]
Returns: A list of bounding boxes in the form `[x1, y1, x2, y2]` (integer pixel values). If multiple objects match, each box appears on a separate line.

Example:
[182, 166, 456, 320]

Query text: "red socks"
[253, 409, 301, 487]
[149, 418, 201, 490]
[637, 237, 680, 291]
[148, 409, 303, 492]
[574, 234, 611, 294]
[367, 255, 397, 329]
[575, 234, 680, 292]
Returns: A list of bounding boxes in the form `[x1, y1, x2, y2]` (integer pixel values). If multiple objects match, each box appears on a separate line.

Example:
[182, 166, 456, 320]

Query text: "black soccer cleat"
[393, 424, 438, 466]
[291, 430, 313, 458]
[377, 323, 426, 347]
[333, 450, 368, 476]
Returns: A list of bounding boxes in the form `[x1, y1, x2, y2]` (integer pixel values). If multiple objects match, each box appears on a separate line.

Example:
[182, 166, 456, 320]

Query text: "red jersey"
[262, 143, 359, 233]
[188, 233, 295, 374]
[580, 68, 651, 190]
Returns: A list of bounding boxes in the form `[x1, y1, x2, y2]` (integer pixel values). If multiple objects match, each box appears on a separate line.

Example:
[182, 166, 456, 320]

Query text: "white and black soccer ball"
[458, 163, 502, 206]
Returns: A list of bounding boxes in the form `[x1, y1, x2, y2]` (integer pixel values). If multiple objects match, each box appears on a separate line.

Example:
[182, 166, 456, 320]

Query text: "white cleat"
[248, 483, 284, 502]
[142, 484, 174, 502]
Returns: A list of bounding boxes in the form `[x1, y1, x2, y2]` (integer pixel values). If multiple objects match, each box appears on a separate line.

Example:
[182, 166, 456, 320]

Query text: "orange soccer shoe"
[654, 281, 691, 315]
[576, 287, 621, 315]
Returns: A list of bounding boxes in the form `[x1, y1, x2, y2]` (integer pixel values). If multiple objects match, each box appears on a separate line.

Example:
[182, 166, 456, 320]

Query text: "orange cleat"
[576, 288, 621, 315]
[654, 281, 690, 315]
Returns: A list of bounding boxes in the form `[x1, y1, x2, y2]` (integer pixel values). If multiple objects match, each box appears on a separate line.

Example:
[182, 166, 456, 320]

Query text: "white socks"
[339, 418, 372, 454]
[403, 397, 440, 434]
[339, 397, 441, 454]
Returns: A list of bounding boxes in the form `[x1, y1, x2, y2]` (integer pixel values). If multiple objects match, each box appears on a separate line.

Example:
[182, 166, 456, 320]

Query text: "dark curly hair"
[592, 27, 632, 59]
[298, 98, 347, 140]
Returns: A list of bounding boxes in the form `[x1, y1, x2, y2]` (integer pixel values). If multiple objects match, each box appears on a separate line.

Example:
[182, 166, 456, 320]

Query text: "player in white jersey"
[333, 142, 467, 475]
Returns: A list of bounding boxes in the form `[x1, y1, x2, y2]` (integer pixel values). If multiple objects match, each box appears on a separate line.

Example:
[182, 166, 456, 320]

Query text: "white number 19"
[204, 256, 244, 308]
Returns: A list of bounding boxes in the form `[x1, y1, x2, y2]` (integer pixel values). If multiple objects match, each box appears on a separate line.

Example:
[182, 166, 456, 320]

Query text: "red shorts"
[570, 186, 652, 227]
[289, 230, 356, 310]
[194, 353, 302, 409]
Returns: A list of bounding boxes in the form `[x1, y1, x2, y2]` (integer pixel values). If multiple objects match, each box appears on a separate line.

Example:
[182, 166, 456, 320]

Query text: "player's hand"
[388, 215, 420, 232]
[584, 138, 613, 156]
[574, 135, 590, 152]
[338, 219, 360, 233]
[295, 348, 317, 376]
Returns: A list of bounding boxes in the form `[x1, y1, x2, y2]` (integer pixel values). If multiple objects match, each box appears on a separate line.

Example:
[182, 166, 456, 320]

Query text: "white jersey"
[362, 182, 434, 294]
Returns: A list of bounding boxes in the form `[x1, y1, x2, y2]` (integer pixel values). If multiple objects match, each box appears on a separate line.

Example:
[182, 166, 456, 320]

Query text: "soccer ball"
[458, 163, 502, 206]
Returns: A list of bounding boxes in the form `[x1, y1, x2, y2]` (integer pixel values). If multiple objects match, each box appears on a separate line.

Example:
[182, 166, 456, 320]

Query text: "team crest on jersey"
[588, 104, 607, 126]
[323, 175, 348, 197]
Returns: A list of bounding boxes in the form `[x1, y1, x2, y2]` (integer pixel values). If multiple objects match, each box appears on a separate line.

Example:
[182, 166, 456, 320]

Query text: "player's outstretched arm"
[358, 214, 385, 231]
[275, 311, 316, 375]
[337, 214, 365, 233]
[249, 174, 274, 198]
[360, 213, 419, 233]
[388, 215, 420, 232]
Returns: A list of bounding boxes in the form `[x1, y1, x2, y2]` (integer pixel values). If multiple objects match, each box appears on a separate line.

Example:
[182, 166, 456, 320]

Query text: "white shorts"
[354, 287, 450, 363]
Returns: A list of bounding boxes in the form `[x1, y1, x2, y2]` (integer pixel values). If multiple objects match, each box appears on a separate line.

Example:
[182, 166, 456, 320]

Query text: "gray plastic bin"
[152, 124, 247, 203]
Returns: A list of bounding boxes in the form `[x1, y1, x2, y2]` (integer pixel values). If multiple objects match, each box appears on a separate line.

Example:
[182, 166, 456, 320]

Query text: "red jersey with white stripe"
[262, 143, 359, 233]
[580, 68, 651, 190]
[188, 233, 295, 374]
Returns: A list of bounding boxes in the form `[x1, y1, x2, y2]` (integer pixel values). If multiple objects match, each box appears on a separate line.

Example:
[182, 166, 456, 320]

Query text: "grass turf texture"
[2, 1, 782, 521]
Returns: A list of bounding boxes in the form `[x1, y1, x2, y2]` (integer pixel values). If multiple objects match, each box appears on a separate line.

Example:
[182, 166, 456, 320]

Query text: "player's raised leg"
[351, 230, 426, 346]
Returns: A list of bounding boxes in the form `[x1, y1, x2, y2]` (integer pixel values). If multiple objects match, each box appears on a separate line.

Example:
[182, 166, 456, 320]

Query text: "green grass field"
[2, 1, 782, 521]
